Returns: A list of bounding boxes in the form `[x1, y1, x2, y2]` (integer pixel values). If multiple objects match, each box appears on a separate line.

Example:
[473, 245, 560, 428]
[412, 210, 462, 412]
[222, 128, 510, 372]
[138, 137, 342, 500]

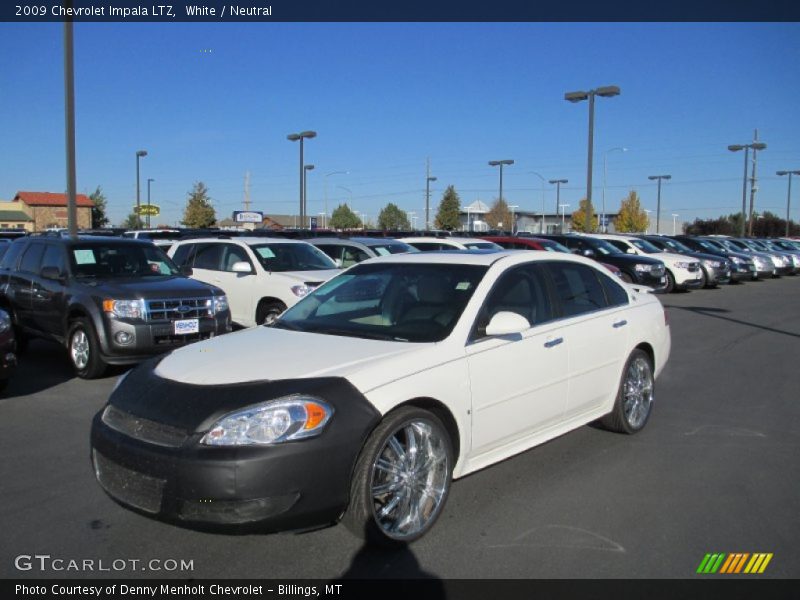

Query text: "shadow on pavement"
[670, 305, 800, 339]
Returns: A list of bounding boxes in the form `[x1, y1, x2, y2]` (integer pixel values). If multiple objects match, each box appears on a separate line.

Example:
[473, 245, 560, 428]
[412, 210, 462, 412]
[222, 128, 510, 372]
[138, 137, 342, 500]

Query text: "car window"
[408, 242, 446, 251]
[606, 240, 631, 253]
[251, 243, 335, 272]
[473, 264, 553, 339]
[70, 244, 179, 278]
[342, 246, 370, 267]
[629, 239, 661, 254]
[171, 244, 194, 266]
[221, 244, 252, 272]
[19, 242, 46, 274]
[193, 244, 225, 271]
[546, 262, 609, 318]
[0, 241, 26, 269]
[41, 244, 66, 273]
[599, 271, 630, 307]
[314, 244, 344, 263]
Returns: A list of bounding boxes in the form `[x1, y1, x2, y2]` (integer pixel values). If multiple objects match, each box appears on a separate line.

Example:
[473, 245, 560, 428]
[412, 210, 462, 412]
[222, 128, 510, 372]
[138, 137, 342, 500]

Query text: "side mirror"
[485, 311, 530, 336]
[179, 265, 193, 277]
[40, 266, 64, 281]
[582, 248, 596, 258]
[231, 261, 253, 274]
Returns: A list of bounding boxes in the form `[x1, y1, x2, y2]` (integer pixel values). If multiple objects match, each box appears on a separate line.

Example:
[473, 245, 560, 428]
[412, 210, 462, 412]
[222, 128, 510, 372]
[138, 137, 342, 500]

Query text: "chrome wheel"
[369, 420, 449, 539]
[70, 329, 90, 370]
[622, 356, 654, 429]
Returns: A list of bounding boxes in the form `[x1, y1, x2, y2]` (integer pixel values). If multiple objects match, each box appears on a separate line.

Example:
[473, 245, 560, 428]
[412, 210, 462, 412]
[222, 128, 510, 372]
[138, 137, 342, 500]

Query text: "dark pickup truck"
[0, 236, 231, 378]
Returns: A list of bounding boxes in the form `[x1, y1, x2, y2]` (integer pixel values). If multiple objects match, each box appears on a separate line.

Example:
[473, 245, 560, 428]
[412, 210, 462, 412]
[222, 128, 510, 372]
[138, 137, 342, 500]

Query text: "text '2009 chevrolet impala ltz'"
[91, 250, 670, 545]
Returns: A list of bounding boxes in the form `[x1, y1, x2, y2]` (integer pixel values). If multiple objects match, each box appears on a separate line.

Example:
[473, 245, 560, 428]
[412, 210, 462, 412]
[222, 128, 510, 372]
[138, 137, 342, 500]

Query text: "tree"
[120, 212, 139, 229]
[571, 198, 597, 233]
[89, 186, 109, 228]
[613, 190, 649, 233]
[485, 198, 512, 231]
[377, 203, 410, 230]
[434, 185, 461, 231]
[329, 204, 362, 230]
[181, 182, 216, 228]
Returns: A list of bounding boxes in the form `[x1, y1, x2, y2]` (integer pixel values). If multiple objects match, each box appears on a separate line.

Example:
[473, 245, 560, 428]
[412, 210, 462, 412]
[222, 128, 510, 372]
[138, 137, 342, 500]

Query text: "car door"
[14, 242, 46, 330]
[30, 244, 69, 336]
[544, 262, 630, 420]
[210, 243, 256, 326]
[466, 263, 569, 455]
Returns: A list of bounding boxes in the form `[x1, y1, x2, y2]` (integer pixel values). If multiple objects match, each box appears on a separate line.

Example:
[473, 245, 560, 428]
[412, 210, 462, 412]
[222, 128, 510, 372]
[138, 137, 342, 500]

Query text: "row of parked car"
[0, 230, 797, 386]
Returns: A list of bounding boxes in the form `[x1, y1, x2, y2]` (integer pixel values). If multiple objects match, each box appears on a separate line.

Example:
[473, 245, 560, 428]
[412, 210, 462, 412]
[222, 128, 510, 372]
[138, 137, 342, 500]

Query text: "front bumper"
[90, 365, 380, 531]
[706, 264, 731, 286]
[673, 266, 704, 290]
[634, 270, 668, 292]
[100, 314, 232, 365]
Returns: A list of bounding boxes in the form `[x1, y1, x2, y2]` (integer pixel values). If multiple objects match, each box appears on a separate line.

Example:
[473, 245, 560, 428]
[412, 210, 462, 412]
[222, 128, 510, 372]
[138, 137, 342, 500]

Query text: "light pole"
[671, 214, 679, 235]
[529, 171, 546, 233]
[425, 174, 437, 231]
[648, 174, 671, 234]
[303, 164, 315, 228]
[489, 160, 514, 220]
[324, 170, 348, 228]
[287, 130, 317, 229]
[644, 209, 652, 234]
[146, 178, 154, 229]
[777, 170, 800, 237]
[728, 140, 766, 237]
[602, 147, 627, 232]
[565, 85, 621, 227]
[135, 150, 147, 230]
[560, 203, 570, 232]
[549, 178, 568, 218]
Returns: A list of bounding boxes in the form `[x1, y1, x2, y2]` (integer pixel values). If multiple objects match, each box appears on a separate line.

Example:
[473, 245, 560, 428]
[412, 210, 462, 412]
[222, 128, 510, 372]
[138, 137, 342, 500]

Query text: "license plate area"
[174, 318, 199, 335]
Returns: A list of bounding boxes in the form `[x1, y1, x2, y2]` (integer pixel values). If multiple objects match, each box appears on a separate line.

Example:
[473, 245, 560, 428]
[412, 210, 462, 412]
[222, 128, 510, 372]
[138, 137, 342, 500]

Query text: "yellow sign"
[134, 205, 160, 216]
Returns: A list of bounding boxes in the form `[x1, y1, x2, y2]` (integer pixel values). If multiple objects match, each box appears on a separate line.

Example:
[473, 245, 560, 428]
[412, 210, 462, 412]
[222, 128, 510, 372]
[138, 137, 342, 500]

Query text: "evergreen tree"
[181, 182, 216, 228]
[613, 190, 649, 233]
[89, 186, 109, 228]
[485, 198, 512, 231]
[377, 203, 410, 230]
[120, 212, 139, 229]
[571, 198, 597, 233]
[329, 204, 362, 230]
[434, 185, 461, 230]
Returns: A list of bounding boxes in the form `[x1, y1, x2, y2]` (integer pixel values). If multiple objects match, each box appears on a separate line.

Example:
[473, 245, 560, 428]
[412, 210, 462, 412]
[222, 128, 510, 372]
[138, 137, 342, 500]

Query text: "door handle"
[544, 337, 563, 348]
[613, 319, 628, 328]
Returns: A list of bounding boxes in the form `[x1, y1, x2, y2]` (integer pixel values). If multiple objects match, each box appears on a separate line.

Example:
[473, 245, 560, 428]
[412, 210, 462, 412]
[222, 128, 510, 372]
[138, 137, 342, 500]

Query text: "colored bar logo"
[697, 553, 773, 574]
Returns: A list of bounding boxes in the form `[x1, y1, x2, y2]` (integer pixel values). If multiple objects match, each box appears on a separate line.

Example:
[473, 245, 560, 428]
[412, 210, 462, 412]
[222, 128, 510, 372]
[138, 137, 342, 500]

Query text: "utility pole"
[425, 158, 437, 231]
[243, 171, 251, 211]
[748, 128, 762, 237]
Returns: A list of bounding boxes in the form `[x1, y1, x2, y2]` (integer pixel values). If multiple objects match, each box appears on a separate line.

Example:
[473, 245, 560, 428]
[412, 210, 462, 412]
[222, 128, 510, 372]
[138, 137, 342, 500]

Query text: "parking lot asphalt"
[1, 276, 798, 580]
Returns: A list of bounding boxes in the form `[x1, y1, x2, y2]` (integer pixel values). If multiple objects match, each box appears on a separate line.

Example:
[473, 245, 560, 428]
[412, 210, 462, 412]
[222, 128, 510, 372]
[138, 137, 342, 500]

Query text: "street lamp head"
[728, 144, 744, 152]
[287, 133, 301, 142]
[564, 90, 589, 103]
[136, 150, 147, 157]
[596, 85, 621, 98]
[751, 142, 766, 151]
[300, 130, 317, 139]
[304, 164, 315, 171]
[648, 174, 672, 181]
[428, 176, 438, 182]
[549, 179, 568, 184]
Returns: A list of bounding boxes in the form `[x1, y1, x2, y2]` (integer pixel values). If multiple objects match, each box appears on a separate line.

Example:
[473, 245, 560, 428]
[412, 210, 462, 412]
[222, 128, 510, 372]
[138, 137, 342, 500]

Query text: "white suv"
[591, 233, 703, 292]
[168, 237, 339, 326]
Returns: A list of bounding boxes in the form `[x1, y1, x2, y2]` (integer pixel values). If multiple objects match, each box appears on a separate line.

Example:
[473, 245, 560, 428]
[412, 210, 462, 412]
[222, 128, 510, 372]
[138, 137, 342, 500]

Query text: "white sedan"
[91, 250, 670, 545]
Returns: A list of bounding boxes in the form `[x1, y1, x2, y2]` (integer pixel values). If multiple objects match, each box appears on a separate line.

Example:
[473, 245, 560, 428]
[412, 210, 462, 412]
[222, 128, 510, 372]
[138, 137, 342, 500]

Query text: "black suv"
[538, 234, 668, 291]
[0, 236, 231, 378]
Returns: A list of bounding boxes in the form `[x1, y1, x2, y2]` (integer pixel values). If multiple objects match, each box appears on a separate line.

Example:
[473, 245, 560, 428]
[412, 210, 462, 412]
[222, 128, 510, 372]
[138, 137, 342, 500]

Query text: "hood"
[603, 253, 662, 266]
[154, 325, 440, 391]
[264, 269, 340, 284]
[652, 251, 698, 264]
[77, 275, 223, 298]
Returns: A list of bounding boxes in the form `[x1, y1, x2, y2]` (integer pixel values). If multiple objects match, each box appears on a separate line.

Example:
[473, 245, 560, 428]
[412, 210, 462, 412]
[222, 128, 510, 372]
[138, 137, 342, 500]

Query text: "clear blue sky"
[1, 22, 799, 228]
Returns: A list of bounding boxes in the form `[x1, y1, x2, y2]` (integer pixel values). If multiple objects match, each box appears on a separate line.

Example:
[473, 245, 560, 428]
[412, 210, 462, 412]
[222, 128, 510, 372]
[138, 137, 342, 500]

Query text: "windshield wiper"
[310, 326, 398, 341]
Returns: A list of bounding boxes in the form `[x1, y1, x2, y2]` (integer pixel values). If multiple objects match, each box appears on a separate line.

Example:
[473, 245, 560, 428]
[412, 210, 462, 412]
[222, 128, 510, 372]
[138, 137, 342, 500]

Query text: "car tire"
[256, 300, 286, 326]
[620, 272, 634, 284]
[67, 317, 107, 379]
[698, 267, 710, 289]
[601, 349, 654, 435]
[344, 406, 454, 547]
[664, 270, 676, 293]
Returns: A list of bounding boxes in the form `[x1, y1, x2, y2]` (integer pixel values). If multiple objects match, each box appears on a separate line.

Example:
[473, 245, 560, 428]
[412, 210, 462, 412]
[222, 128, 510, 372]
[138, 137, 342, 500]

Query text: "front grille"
[102, 405, 188, 447]
[93, 451, 165, 514]
[152, 332, 213, 346]
[145, 297, 213, 321]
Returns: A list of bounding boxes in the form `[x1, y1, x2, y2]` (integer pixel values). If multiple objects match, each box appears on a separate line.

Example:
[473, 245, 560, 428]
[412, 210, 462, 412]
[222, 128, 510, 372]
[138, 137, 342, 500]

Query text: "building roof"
[0, 210, 33, 222]
[13, 191, 94, 207]
[464, 200, 490, 213]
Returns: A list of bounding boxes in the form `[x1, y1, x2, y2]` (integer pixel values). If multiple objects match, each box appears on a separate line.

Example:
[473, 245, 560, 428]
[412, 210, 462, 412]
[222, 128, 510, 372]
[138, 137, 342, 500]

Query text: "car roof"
[173, 236, 311, 246]
[358, 248, 599, 268]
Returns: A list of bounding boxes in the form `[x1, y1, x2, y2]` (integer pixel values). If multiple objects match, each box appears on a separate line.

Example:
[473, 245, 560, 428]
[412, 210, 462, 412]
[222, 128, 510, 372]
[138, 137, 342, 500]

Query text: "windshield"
[651, 237, 691, 253]
[539, 240, 570, 253]
[275, 262, 488, 343]
[251, 242, 336, 272]
[629, 239, 662, 254]
[366, 242, 419, 256]
[585, 238, 622, 256]
[71, 244, 179, 278]
[463, 241, 502, 250]
[698, 239, 724, 252]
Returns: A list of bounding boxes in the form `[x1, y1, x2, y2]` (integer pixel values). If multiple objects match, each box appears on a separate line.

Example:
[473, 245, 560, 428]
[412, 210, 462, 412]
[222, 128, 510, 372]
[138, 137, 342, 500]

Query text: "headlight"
[674, 261, 691, 269]
[102, 299, 144, 319]
[634, 263, 653, 272]
[703, 260, 721, 268]
[729, 256, 743, 264]
[201, 396, 334, 446]
[212, 295, 228, 314]
[291, 284, 316, 298]
[0, 310, 10, 333]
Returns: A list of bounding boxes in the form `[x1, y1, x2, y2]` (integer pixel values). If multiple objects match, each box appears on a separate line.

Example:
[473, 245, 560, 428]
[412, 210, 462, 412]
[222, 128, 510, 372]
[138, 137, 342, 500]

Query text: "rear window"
[0, 240, 26, 269]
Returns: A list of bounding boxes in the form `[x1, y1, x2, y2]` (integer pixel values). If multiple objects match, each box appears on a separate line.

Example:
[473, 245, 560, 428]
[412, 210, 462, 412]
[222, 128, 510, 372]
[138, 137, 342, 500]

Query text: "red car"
[480, 236, 624, 278]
